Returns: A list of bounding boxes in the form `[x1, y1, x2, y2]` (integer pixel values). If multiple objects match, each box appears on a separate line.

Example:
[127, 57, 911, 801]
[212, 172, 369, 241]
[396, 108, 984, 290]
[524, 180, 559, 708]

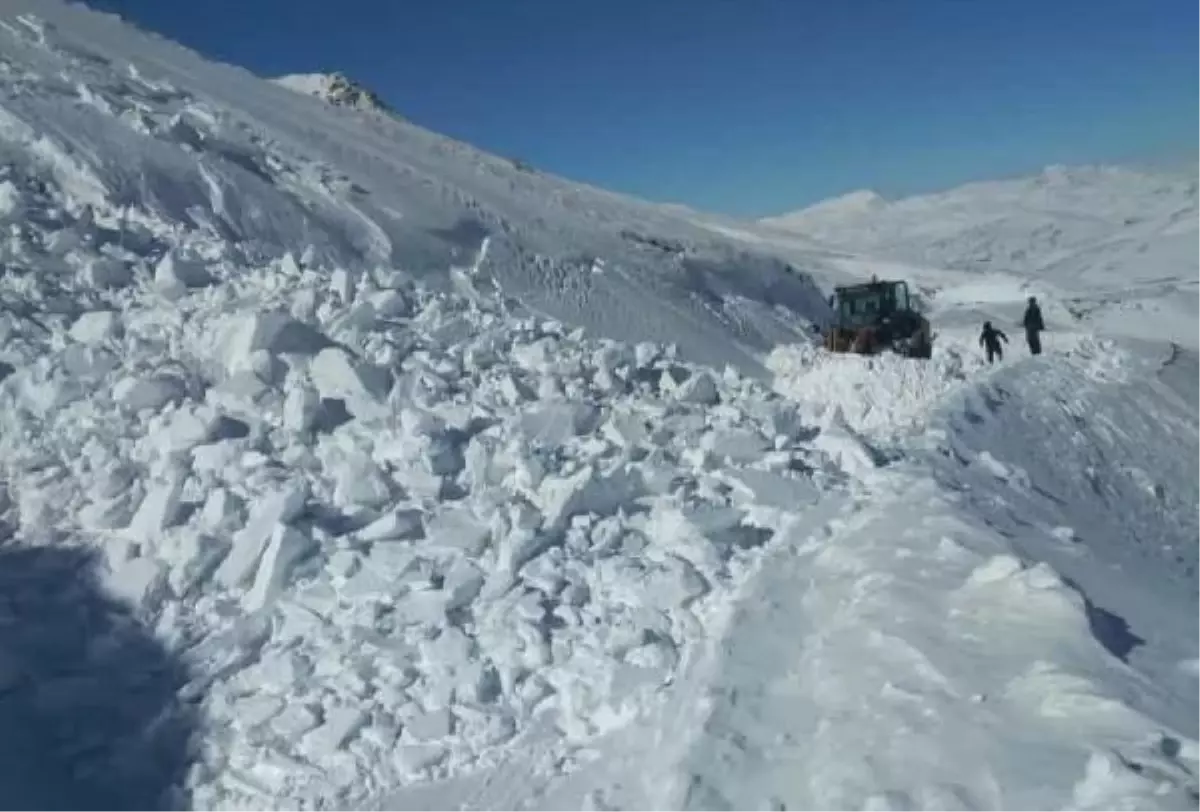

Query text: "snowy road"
[672, 338, 1199, 811]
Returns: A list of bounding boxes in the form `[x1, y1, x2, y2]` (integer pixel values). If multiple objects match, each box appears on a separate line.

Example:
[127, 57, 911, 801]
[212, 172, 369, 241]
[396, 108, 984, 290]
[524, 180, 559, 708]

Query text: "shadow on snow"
[0, 542, 199, 810]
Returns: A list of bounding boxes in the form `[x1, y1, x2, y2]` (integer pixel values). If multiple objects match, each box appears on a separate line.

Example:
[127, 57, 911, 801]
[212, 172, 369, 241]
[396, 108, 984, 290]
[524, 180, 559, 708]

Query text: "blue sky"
[88, 0, 1196, 216]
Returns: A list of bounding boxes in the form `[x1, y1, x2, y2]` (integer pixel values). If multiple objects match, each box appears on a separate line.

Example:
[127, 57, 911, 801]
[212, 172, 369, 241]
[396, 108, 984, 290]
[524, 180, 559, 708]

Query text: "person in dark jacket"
[1022, 296, 1046, 355]
[979, 320, 1008, 364]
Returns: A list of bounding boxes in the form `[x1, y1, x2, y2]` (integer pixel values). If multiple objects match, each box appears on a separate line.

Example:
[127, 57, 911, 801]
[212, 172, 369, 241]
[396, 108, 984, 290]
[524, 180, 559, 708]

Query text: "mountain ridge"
[273, 71, 391, 113]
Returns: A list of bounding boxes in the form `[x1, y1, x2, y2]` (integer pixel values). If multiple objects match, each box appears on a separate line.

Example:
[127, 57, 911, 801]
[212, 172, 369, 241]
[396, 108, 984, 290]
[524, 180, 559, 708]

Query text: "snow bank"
[665, 337, 1199, 809]
[927, 339, 1199, 722]
[675, 475, 1198, 810]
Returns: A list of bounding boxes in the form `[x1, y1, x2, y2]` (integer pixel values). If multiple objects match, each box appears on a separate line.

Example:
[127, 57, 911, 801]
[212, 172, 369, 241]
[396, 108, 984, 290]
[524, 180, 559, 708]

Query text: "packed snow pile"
[273, 72, 391, 113]
[765, 338, 987, 442]
[764, 323, 1110, 443]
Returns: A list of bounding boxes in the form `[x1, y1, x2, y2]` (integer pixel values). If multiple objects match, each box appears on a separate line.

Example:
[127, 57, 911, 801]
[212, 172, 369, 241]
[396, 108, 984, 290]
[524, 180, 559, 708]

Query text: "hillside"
[0, 0, 832, 376]
[0, 2, 1195, 810]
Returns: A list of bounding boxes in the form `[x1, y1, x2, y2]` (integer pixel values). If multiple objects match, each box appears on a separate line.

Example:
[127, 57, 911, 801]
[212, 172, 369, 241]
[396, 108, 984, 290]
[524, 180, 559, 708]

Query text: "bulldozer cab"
[823, 278, 932, 359]
[831, 280, 913, 329]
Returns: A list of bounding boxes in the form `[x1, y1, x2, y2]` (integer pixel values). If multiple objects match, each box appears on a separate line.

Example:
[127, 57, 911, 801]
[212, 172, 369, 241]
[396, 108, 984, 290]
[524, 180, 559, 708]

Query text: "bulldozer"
[822, 277, 933, 359]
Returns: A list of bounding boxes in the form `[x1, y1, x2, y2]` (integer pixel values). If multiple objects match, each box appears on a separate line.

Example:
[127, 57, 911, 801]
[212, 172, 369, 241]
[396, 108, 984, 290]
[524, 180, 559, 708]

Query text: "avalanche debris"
[0, 204, 827, 809]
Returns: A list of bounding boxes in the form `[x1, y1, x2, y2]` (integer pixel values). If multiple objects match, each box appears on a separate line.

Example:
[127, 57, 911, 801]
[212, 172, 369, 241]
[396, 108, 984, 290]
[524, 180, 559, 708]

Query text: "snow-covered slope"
[273, 72, 391, 113]
[0, 3, 1195, 811]
[765, 187, 887, 228]
[0, 2, 831, 376]
[762, 166, 1197, 281]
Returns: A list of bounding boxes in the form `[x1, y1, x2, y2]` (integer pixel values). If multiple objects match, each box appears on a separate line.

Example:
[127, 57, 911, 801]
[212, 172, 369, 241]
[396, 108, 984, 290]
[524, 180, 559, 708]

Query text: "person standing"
[1023, 296, 1046, 355]
[979, 321, 1008, 364]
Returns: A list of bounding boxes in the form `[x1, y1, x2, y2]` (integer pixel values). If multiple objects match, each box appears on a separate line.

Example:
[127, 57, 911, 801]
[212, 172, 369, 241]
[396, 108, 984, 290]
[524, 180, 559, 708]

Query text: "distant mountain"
[760, 189, 886, 232]
[759, 165, 1198, 287]
[273, 71, 391, 113]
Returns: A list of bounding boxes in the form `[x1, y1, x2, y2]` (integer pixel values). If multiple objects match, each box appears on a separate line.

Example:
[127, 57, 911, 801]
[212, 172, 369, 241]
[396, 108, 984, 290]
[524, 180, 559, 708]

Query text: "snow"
[0, 2, 1194, 810]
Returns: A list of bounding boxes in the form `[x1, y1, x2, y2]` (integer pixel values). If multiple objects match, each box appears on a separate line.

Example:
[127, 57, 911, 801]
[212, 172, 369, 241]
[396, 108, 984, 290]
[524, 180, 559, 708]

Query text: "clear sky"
[86, 0, 1197, 217]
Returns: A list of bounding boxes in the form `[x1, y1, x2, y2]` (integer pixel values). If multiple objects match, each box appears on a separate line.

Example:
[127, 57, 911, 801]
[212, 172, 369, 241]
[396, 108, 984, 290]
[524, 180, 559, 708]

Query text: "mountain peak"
[273, 71, 390, 113]
[760, 188, 886, 229]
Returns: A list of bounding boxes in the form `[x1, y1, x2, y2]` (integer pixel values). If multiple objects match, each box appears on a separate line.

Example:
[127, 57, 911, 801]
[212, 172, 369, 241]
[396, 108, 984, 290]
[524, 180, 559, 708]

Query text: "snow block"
[425, 508, 491, 557]
[393, 743, 446, 776]
[114, 374, 188, 412]
[245, 524, 318, 611]
[155, 251, 214, 296]
[79, 493, 136, 530]
[309, 347, 393, 420]
[673, 370, 720, 405]
[814, 407, 881, 477]
[700, 427, 769, 462]
[405, 707, 453, 741]
[298, 705, 367, 760]
[330, 267, 356, 303]
[215, 483, 309, 588]
[0, 180, 20, 220]
[60, 345, 117, 380]
[232, 694, 285, 730]
[154, 406, 220, 453]
[169, 533, 231, 596]
[493, 526, 551, 579]
[536, 464, 646, 530]
[107, 556, 168, 611]
[634, 342, 660, 368]
[332, 458, 392, 508]
[225, 311, 333, 372]
[358, 508, 425, 543]
[271, 704, 321, 740]
[426, 434, 464, 477]
[69, 310, 122, 345]
[442, 559, 485, 613]
[516, 403, 601, 446]
[80, 256, 132, 289]
[282, 385, 320, 433]
[601, 410, 652, 448]
[726, 468, 819, 510]
[370, 290, 412, 319]
[127, 468, 186, 539]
